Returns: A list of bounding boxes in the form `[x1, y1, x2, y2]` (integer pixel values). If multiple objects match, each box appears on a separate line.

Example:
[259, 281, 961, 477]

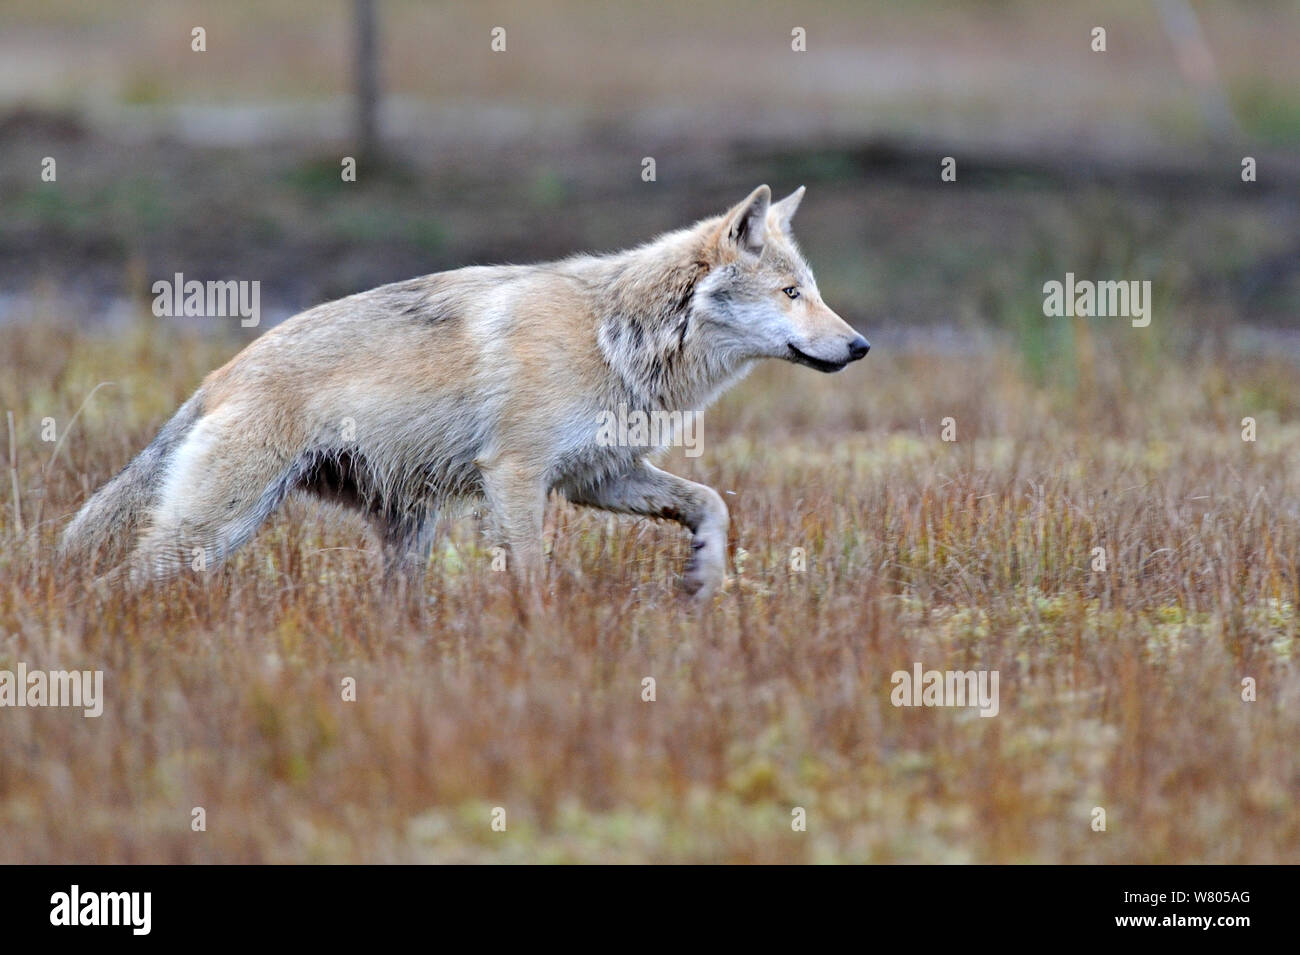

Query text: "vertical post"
[1154, 0, 1241, 144]
[354, 0, 380, 159]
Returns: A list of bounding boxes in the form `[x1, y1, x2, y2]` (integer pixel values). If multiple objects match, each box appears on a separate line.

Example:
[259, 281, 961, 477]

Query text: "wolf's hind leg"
[124, 410, 296, 582]
[375, 509, 438, 584]
[563, 460, 729, 599]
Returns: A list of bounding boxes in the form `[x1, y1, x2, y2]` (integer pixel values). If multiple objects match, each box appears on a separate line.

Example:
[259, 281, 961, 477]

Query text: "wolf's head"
[694, 185, 869, 373]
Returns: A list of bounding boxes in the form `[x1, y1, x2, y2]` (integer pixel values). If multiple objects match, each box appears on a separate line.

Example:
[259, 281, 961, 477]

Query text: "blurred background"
[1, 0, 1297, 367]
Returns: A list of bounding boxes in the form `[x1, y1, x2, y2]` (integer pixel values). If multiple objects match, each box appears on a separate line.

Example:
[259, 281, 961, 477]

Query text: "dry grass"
[1, 316, 1297, 863]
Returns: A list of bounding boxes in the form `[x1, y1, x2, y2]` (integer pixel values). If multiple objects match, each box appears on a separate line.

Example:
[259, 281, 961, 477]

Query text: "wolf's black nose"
[848, 336, 871, 360]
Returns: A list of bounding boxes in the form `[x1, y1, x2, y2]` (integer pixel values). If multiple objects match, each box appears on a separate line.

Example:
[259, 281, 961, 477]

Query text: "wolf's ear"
[719, 185, 771, 257]
[769, 185, 805, 233]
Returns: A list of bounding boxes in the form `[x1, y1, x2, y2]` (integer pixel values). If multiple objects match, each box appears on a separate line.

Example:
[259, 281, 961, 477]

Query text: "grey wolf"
[60, 185, 869, 599]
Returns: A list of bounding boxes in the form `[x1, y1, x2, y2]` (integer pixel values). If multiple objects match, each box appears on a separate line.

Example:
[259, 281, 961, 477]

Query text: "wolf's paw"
[681, 534, 726, 601]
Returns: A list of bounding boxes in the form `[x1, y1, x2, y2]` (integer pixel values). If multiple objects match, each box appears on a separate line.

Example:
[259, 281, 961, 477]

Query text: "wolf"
[60, 185, 869, 599]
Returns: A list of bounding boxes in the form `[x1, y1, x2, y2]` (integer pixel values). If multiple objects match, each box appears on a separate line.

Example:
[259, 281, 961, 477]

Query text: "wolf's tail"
[58, 392, 205, 569]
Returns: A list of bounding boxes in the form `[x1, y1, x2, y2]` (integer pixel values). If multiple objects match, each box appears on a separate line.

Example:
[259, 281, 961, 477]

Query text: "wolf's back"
[59, 392, 205, 569]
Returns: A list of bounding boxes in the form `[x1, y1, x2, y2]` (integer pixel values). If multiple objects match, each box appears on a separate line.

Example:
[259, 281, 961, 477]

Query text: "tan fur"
[60, 185, 869, 598]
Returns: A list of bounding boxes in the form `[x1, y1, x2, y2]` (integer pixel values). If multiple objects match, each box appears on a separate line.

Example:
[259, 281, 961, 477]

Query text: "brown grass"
[1, 316, 1297, 863]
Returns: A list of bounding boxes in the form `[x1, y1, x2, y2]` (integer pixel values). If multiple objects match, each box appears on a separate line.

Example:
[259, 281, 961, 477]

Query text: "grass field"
[1, 315, 1296, 863]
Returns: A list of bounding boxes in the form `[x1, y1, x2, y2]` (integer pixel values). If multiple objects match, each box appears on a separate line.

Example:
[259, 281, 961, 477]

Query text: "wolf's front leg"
[565, 460, 729, 599]
[479, 456, 548, 589]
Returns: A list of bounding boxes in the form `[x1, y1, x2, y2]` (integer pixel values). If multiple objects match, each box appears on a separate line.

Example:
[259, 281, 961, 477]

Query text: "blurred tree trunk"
[354, 0, 380, 159]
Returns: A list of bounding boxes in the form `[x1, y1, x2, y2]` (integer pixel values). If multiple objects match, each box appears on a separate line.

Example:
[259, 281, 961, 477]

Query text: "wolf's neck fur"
[582, 220, 745, 412]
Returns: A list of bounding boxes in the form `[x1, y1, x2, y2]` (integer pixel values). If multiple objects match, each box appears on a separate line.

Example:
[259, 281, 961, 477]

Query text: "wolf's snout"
[848, 336, 871, 361]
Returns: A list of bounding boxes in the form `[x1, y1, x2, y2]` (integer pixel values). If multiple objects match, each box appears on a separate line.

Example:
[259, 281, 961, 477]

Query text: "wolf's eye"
[783, 286, 800, 299]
